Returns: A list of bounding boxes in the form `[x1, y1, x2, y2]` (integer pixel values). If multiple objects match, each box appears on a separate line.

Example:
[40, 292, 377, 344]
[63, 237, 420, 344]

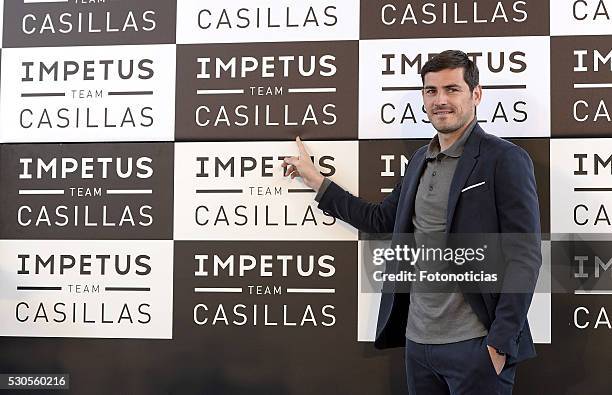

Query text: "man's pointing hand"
[282, 136, 325, 192]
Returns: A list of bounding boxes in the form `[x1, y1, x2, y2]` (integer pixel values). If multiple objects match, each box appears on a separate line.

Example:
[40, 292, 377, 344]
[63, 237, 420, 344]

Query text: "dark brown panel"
[3, 0, 176, 47]
[175, 41, 358, 141]
[361, 0, 549, 39]
[358, 137, 550, 234]
[0, 143, 174, 239]
[551, 36, 612, 137]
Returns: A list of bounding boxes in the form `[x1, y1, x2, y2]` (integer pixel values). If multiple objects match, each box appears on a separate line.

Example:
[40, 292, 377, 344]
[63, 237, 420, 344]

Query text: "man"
[282, 50, 541, 394]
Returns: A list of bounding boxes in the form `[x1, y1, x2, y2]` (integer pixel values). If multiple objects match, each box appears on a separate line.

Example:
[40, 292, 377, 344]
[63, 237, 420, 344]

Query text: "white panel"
[0, 44, 176, 143]
[0, 240, 173, 339]
[177, 0, 359, 44]
[359, 37, 550, 139]
[550, 0, 612, 36]
[174, 141, 359, 240]
[528, 241, 552, 344]
[358, 241, 381, 342]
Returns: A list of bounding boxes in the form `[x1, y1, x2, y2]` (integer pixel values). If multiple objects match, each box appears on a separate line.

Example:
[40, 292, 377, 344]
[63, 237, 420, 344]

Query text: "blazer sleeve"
[487, 146, 542, 358]
[316, 179, 402, 234]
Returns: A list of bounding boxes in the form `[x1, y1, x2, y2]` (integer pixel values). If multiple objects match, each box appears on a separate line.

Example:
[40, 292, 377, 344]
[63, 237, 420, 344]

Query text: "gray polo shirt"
[406, 119, 488, 344]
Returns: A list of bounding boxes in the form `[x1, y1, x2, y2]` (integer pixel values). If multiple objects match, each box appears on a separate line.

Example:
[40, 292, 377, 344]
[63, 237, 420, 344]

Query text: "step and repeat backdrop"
[0, 0, 611, 394]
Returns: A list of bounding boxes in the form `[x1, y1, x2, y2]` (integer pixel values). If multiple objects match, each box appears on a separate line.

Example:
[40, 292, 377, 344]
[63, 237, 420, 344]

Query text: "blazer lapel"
[394, 148, 427, 233]
[445, 124, 484, 231]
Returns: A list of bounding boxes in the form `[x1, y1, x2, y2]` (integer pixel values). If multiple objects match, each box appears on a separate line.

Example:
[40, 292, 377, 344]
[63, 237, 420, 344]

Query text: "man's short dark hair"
[420, 50, 479, 92]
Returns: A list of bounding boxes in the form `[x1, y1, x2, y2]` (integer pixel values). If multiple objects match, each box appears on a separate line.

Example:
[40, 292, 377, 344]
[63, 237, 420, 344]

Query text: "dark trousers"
[405, 336, 517, 395]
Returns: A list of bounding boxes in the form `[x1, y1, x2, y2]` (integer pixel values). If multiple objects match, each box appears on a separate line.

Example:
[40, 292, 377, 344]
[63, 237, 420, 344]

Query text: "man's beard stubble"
[429, 106, 476, 134]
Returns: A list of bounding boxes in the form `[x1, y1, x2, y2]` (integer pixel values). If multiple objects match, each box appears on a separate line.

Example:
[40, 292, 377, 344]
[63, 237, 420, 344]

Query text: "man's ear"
[472, 85, 483, 106]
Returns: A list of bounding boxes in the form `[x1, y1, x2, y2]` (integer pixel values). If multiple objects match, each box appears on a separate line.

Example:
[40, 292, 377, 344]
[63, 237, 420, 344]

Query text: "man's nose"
[433, 91, 449, 106]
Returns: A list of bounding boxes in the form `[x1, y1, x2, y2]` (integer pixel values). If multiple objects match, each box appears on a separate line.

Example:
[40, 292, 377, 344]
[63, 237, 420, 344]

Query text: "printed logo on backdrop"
[175, 41, 358, 141]
[360, 0, 548, 39]
[358, 36, 550, 139]
[176, 0, 359, 44]
[0, 143, 173, 239]
[2, 0, 176, 47]
[551, 36, 612, 137]
[0, 240, 173, 338]
[173, 141, 358, 240]
[174, 241, 356, 337]
[357, 139, 551, 233]
[550, 0, 612, 36]
[551, 139, 612, 235]
[0, 45, 176, 143]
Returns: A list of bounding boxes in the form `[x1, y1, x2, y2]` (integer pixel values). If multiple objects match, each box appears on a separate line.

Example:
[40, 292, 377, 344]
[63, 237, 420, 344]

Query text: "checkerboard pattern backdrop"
[1, 1, 611, 394]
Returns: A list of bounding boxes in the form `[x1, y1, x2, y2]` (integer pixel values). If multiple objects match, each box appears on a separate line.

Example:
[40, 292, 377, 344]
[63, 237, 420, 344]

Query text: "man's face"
[422, 67, 482, 134]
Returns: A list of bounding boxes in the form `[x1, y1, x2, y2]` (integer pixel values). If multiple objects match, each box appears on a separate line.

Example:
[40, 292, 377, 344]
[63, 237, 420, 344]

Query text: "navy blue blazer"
[317, 124, 542, 364]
